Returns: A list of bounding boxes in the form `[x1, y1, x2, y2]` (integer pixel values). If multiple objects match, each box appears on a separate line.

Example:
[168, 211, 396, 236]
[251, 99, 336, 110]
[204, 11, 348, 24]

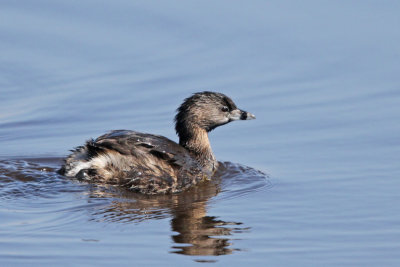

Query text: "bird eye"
[221, 106, 229, 112]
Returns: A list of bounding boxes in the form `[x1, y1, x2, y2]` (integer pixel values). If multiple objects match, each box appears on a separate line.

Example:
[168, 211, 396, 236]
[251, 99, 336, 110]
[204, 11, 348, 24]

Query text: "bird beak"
[229, 109, 256, 121]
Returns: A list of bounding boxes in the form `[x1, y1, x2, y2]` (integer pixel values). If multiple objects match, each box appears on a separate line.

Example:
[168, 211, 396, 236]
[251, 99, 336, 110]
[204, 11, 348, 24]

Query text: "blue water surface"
[1, 1, 400, 266]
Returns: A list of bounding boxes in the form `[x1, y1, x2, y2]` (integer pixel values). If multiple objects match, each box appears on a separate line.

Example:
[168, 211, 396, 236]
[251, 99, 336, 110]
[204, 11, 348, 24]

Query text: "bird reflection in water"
[170, 202, 248, 256]
[87, 162, 250, 257]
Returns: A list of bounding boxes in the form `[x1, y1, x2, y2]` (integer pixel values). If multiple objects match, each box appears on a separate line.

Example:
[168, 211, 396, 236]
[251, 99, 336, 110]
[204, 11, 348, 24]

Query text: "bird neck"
[179, 126, 217, 168]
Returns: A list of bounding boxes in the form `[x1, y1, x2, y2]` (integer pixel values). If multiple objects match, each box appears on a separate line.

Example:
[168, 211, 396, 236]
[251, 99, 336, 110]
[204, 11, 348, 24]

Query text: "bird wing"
[91, 130, 198, 170]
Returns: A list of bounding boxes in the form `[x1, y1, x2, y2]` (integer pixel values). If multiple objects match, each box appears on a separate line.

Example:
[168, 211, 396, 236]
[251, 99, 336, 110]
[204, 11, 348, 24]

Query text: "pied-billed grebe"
[59, 91, 255, 194]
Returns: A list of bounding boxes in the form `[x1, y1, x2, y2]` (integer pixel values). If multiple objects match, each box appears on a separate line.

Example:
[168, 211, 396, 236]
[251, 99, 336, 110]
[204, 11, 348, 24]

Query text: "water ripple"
[0, 158, 268, 257]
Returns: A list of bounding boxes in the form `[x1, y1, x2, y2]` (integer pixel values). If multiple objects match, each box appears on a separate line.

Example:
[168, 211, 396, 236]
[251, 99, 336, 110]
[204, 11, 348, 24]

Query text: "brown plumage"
[58, 91, 255, 194]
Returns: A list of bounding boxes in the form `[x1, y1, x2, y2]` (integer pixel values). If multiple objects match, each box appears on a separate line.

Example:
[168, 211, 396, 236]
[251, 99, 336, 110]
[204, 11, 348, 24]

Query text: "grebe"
[59, 91, 255, 194]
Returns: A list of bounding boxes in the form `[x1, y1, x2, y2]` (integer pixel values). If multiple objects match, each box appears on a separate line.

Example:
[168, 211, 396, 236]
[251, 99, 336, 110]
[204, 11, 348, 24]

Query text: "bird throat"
[181, 127, 216, 167]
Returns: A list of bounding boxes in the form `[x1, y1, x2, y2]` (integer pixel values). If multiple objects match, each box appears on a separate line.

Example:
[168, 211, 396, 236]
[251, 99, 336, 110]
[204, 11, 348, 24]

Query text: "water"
[1, 0, 399, 266]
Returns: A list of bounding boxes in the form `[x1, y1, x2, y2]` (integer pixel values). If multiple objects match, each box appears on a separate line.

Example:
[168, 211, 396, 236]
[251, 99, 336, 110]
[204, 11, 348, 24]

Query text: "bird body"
[59, 92, 255, 194]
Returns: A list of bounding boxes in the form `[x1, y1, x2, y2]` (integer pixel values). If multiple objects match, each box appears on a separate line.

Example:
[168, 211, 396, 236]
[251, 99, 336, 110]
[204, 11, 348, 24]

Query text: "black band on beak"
[240, 111, 248, 120]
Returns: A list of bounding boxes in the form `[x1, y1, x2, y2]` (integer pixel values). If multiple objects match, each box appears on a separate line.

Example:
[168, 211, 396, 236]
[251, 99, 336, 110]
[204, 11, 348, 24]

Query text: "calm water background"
[1, 1, 400, 266]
